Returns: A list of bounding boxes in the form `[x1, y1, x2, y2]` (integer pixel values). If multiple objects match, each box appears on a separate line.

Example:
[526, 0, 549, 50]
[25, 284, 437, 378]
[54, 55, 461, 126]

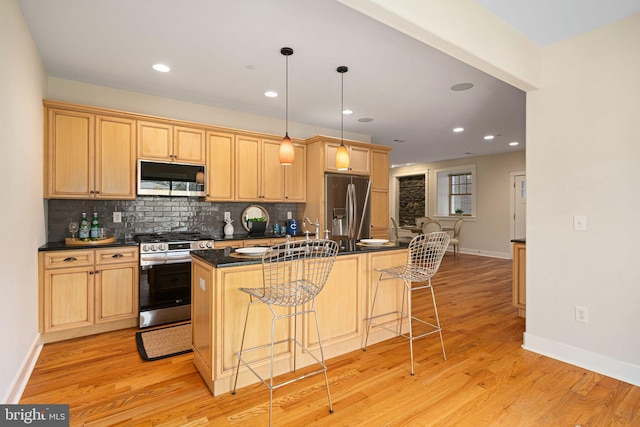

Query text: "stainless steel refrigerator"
[325, 173, 371, 240]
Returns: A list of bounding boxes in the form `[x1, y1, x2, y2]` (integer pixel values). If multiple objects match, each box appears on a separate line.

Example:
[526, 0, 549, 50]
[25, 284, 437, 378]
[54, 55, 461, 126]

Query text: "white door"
[512, 173, 526, 239]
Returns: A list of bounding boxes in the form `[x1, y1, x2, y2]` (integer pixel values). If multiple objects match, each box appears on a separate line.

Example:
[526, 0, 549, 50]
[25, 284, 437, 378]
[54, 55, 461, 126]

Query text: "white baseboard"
[523, 332, 640, 387]
[453, 247, 511, 259]
[2, 334, 42, 404]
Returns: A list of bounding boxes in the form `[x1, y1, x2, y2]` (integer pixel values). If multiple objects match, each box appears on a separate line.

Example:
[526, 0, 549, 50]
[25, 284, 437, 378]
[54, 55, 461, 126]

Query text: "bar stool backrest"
[406, 232, 450, 282]
[260, 239, 339, 307]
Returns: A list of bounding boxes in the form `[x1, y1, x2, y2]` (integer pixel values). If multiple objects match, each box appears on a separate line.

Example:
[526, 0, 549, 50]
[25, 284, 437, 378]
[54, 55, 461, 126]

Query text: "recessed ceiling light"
[152, 64, 170, 73]
[484, 135, 495, 140]
[342, 109, 353, 115]
[509, 141, 519, 146]
[453, 127, 464, 133]
[358, 117, 373, 123]
[264, 91, 278, 98]
[451, 82, 474, 91]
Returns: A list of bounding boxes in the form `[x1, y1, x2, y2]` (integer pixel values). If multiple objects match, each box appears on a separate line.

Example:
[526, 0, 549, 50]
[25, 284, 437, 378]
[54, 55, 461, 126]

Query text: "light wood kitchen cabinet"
[512, 241, 526, 317]
[325, 142, 370, 174]
[44, 107, 136, 199]
[284, 143, 306, 202]
[39, 246, 139, 342]
[138, 120, 205, 164]
[205, 131, 235, 201]
[370, 149, 390, 238]
[190, 246, 407, 396]
[235, 134, 305, 202]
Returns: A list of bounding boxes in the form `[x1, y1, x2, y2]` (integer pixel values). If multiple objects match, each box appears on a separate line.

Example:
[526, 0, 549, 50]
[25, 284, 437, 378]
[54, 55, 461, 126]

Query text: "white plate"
[360, 239, 389, 246]
[235, 247, 269, 256]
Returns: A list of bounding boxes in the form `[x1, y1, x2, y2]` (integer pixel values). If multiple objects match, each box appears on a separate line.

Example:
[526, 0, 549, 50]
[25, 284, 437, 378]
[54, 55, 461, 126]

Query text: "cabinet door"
[349, 145, 371, 175]
[206, 131, 235, 201]
[261, 138, 285, 201]
[371, 149, 389, 191]
[285, 143, 306, 202]
[174, 126, 205, 164]
[192, 259, 213, 371]
[95, 263, 138, 323]
[95, 115, 136, 199]
[137, 121, 173, 161]
[235, 135, 261, 201]
[370, 190, 389, 239]
[46, 109, 94, 198]
[44, 266, 94, 332]
[325, 143, 370, 174]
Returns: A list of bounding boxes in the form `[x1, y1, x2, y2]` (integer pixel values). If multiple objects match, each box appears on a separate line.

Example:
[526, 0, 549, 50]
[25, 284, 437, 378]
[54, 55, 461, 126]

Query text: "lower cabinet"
[191, 247, 407, 396]
[39, 247, 139, 342]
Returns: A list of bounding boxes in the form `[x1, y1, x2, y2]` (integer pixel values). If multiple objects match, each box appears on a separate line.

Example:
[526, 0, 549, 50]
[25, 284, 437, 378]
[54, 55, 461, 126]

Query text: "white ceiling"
[17, 0, 640, 166]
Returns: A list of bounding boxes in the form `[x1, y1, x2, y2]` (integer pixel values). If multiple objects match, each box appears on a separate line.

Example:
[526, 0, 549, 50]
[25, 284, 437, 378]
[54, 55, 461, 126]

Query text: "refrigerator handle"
[347, 183, 356, 239]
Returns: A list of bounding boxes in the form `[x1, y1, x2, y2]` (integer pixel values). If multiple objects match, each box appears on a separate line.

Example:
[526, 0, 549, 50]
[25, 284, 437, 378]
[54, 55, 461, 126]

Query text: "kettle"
[286, 219, 300, 236]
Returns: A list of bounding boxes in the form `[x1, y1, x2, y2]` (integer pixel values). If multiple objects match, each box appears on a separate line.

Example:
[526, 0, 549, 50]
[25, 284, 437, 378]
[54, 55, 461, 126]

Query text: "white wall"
[351, 0, 640, 385]
[390, 151, 525, 258]
[525, 14, 640, 383]
[0, 0, 47, 402]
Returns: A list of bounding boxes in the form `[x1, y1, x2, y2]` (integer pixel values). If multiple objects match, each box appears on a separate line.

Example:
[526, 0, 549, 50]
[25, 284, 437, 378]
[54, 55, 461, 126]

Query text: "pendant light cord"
[285, 53, 289, 135]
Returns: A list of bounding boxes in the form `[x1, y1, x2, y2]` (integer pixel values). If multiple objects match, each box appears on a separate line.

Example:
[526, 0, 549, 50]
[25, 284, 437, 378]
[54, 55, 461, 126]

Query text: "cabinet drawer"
[42, 250, 94, 268]
[95, 247, 139, 265]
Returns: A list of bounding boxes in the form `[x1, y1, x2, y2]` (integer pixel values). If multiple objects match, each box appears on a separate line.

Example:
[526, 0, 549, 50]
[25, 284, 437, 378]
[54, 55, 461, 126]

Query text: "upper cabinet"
[45, 106, 136, 199]
[138, 121, 205, 164]
[204, 130, 235, 201]
[235, 134, 306, 202]
[325, 142, 370, 175]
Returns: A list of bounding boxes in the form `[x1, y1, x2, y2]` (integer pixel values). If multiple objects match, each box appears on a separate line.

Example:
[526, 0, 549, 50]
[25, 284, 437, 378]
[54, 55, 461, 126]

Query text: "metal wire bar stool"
[363, 231, 450, 375]
[232, 238, 339, 426]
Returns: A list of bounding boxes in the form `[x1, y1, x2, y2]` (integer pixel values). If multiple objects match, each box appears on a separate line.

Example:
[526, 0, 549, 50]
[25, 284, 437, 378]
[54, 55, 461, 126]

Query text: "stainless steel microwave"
[137, 160, 205, 197]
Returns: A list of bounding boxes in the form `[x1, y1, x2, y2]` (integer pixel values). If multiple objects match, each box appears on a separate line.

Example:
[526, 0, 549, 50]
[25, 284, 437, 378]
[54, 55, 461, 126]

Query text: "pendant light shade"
[279, 47, 295, 165]
[336, 66, 350, 171]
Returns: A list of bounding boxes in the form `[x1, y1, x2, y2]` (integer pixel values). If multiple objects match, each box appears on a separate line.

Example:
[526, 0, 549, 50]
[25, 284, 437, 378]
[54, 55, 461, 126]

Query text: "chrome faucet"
[303, 217, 320, 239]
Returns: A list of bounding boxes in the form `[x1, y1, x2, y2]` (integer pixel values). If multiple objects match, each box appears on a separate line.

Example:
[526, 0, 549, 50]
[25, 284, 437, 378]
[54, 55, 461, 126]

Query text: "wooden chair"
[449, 218, 464, 256]
[421, 220, 442, 234]
[390, 217, 412, 243]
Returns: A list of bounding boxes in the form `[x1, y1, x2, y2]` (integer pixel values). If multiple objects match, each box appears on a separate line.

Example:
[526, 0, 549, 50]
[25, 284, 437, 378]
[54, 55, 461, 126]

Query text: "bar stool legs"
[363, 232, 450, 376]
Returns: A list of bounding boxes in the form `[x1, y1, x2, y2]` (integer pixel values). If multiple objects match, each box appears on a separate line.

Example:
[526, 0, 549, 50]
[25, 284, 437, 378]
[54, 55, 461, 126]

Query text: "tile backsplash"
[47, 197, 299, 242]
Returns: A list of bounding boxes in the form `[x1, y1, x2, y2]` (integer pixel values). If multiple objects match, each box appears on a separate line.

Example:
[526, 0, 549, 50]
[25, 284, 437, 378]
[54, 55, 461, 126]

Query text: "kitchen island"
[190, 241, 408, 396]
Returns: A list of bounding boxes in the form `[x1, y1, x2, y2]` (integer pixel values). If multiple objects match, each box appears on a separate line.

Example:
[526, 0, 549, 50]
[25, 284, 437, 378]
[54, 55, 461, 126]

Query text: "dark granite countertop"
[192, 239, 408, 268]
[511, 238, 526, 244]
[38, 239, 138, 251]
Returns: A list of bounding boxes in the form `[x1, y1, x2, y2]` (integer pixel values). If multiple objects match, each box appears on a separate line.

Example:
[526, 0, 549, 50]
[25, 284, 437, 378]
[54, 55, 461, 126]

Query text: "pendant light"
[336, 66, 350, 171]
[279, 47, 295, 165]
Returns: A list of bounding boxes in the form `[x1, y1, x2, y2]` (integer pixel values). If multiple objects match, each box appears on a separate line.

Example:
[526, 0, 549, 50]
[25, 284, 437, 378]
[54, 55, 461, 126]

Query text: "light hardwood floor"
[21, 254, 639, 426]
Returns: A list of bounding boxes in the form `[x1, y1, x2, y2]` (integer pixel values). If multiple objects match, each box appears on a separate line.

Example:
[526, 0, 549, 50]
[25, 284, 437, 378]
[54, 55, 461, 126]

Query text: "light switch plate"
[224, 212, 231, 221]
[113, 212, 122, 223]
[573, 215, 587, 231]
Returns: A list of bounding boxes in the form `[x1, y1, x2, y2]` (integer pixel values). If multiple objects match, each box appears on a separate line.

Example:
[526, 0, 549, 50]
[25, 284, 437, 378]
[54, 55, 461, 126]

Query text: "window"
[434, 165, 475, 217]
[449, 173, 472, 215]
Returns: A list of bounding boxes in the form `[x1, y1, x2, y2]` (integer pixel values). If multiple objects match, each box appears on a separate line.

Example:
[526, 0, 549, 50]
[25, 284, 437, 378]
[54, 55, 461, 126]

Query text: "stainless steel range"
[136, 232, 214, 328]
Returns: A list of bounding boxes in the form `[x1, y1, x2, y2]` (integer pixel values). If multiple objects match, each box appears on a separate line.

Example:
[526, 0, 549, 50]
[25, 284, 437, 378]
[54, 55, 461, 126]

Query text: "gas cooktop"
[134, 231, 214, 244]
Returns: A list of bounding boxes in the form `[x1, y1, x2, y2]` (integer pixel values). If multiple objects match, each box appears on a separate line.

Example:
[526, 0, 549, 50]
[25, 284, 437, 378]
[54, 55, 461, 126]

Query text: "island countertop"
[191, 239, 408, 268]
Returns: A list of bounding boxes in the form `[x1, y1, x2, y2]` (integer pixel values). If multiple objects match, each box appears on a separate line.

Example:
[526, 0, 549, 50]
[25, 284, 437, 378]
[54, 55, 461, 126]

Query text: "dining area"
[391, 216, 464, 256]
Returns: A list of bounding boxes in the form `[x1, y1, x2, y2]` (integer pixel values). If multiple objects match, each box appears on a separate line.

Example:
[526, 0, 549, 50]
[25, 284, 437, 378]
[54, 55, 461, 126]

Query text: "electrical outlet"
[224, 212, 231, 221]
[287, 211, 292, 219]
[575, 306, 588, 323]
[113, 212, 122, 223]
